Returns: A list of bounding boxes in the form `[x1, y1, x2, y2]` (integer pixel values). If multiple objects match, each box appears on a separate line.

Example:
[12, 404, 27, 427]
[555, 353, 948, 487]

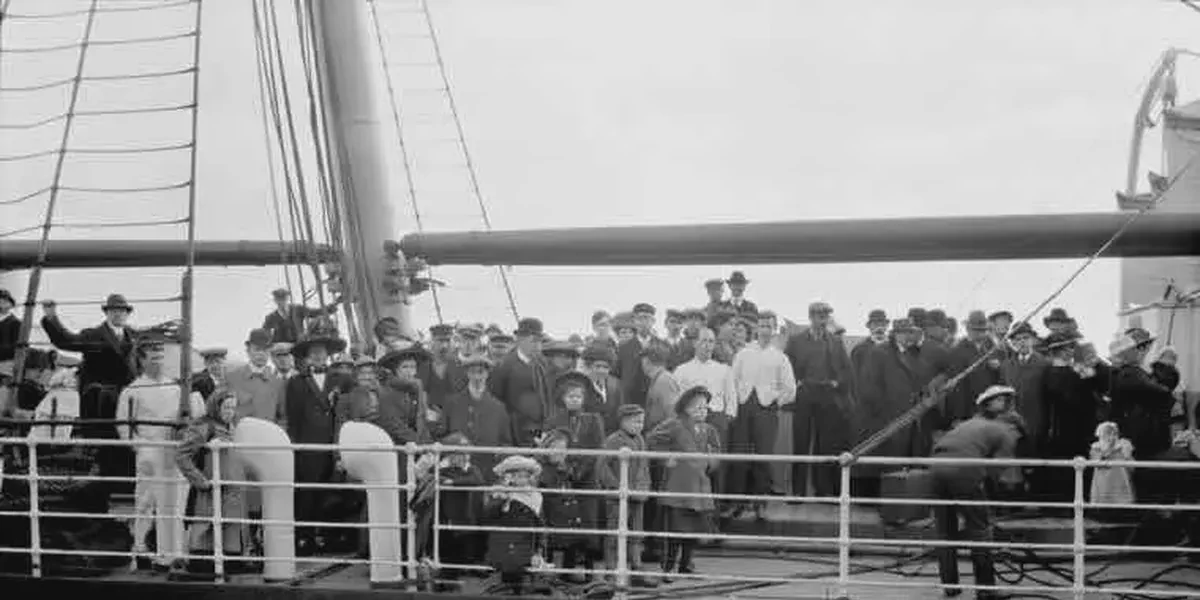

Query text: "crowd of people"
[0, 270, 1193, 594]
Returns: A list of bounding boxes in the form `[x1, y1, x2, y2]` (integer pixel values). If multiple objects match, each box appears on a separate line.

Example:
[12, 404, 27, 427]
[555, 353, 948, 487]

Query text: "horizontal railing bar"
[5, 436, 1191, 469]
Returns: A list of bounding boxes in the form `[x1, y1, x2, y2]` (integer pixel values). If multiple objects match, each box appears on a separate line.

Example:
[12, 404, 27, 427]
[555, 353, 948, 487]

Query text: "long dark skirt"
[661, 506, 714, 536]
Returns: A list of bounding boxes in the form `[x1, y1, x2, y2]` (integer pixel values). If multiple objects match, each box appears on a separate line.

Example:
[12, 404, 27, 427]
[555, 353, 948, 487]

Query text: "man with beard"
[851, 309, 889, 376]
[418, 324, 467, 410]
[783, 302, 855, 497]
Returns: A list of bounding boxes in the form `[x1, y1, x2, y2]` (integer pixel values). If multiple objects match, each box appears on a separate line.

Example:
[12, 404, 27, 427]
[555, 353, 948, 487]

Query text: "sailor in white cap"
[926, 384, 1023, 600]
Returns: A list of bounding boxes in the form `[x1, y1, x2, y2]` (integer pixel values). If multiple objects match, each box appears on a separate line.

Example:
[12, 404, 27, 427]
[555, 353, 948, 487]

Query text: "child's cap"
[493, 455, 541, 478]
[617, 404, 645, 420]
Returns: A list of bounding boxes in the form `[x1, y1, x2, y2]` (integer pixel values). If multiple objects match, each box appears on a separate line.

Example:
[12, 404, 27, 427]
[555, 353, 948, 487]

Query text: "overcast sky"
[1, 0, 1198, 354]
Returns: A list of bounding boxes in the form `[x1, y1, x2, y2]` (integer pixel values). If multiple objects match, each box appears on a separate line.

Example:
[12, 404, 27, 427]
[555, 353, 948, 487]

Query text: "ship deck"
[6, 501, 1198, 599]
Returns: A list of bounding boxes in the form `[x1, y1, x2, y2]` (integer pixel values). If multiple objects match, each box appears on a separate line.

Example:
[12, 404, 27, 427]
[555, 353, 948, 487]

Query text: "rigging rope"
[0, 0, 206, 407]
[850, 152, 1200, 460]
[8, 0, 102, 392]
[253, 14, 297, 303]
[366, 0, 444, 324]
[177, 0, 205, 417]
[420, 0, 521, 324]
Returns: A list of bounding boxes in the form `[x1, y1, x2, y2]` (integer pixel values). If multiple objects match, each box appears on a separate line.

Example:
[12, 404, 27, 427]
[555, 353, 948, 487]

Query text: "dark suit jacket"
[487, 351, 553, 443]
[262, 304, 337, 345]
[40, 316, 137, 392]
[613, 337, 659, 408]
[584, 375, 625, 433]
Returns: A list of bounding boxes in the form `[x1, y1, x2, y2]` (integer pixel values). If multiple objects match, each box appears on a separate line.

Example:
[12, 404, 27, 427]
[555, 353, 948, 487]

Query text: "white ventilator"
[338, 421, 403, 586]
[233, 417, 295, 582]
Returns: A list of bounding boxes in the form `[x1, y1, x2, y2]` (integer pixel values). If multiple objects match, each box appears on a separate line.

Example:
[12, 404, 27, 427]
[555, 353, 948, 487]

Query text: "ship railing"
[0, 426, 1198, 599]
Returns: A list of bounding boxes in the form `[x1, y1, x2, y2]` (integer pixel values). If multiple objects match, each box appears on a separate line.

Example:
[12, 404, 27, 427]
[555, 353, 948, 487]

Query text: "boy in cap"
[419, 324, 467, 411]
[191, 347, 228, 401]
[270, 343, 296, 378]
[596, 404, 658, 588]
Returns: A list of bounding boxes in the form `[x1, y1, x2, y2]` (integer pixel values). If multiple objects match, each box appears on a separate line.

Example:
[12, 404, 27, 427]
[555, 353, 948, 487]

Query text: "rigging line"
[0, 66, 196, 92]
[58, 180, 193, 193]
[4, 0, 195, 19]
[263, 0, 328, 310]
[0, 187, 51, 206]
[300, 3, 377, 333]
[68, 141, 195, 154]
[253, 4, 295, 302]
[420, 0, 520, 323]
[292, 0, 341, 258]
[9, 0, 101, 391]
[2, 30, 196, 53]
[0, 104, 197, 129]
[299, 0, 368, 344]
[0, 217, 191, 238]
[253, 0, 314, 303]
[252, 0, 307, 301]
[178, 0, 204, 417]
[366, 0, 444, 324]
[0, 0, 12, 91]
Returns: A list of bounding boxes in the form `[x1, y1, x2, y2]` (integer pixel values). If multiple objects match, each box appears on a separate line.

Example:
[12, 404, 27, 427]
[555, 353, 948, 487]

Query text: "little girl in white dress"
[1089, 421, 1135, 506]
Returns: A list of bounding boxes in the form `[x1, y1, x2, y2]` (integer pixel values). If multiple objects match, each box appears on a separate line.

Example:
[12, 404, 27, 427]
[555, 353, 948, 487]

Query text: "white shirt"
[731, 342, 797, 408]
[115, 374, 205, 443]
[312, 371, 326, 390]
[674, 357, 737, 418]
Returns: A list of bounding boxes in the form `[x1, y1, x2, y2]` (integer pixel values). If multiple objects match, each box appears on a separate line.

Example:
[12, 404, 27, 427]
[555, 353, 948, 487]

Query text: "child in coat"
[484, 455, 548, 594]
[1089, 421, 1135, 506]
[410, 432, 485, 579]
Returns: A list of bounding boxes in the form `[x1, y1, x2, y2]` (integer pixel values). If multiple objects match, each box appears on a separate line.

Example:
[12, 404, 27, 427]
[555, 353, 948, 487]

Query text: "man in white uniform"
[116, 332, 205, 571]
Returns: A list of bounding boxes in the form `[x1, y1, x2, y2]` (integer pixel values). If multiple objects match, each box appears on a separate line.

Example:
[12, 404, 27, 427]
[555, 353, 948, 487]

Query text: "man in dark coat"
[0, 288, 20, 382]
[418, 324, 466, 410]
[783, 302, 855, 497]
[702, 278, 728, 323]
[488, 318, 553, 446]
[261, 288, 340, 345]
[857, 319, 938, 497]
[945, 311, 1003, 428]
[284, 321, 347, 555]
[662, 309, 692, 371]
[724, 271, 757, 317]
[40, 294, 140, 509]
[1039, 332, 1107, 502]
[443, 355, 512, 481]
[613, 303, 661, 409]
[1000, 322, 1049, 469]
[850, 309, 889, 377]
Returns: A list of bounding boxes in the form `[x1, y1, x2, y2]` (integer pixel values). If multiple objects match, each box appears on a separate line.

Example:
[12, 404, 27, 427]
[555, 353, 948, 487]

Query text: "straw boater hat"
[976, 385, 1016, 406]
[493, 455, 541, 478]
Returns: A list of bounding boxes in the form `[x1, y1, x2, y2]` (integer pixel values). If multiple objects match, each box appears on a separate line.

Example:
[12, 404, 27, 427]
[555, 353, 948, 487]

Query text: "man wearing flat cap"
[586, 310, 618, 354]
[661, 309, 691, 371]
[580, 344, 624, 432]
[783, 302, 855, 497]
[488, 317, 555, 446]
[419, 324, 467, 411]
[702, 278, 729, 323]
[40, 294, 141, 509]
[191, 347, 228, 402]
[613, 303, 663, 409]
[945, 311, 1004, 431]
[270, 343, 297, 379]
[456, 324, 485, 361]
[261, 287, 341, 345]
[443, 355, 511, 481]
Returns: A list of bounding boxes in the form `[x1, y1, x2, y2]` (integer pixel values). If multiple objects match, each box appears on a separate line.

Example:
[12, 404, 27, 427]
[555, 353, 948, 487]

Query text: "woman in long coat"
[646, 386, 721, 579]
[174, 389, 248, 578]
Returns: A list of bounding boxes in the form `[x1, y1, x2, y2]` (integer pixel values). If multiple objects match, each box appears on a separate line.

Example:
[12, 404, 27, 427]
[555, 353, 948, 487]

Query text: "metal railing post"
[26, 437, 42, 577]
[431, 442, 442, 569]
[616, 447, 631, 596]
[210, 439, 225, 582]
[837, 453, 853, 600]
[1072, 457, 1086, 600]
[404, 442, 417, 579]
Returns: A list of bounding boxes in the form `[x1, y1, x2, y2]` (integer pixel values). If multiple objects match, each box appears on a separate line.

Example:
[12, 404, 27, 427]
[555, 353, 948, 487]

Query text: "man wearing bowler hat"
[40, 293, 141, 511]
[851, 309, 889, 376]
[725, 271, 757, 317]
[488, 317, 554, 446]
[225, 329, 287, 424]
